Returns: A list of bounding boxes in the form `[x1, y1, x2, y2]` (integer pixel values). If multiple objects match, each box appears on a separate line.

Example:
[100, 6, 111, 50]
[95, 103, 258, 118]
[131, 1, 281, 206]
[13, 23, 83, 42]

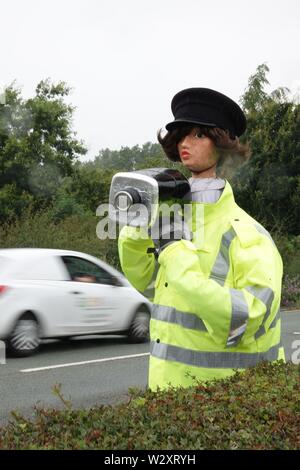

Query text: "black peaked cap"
[165, 87, 246, 137]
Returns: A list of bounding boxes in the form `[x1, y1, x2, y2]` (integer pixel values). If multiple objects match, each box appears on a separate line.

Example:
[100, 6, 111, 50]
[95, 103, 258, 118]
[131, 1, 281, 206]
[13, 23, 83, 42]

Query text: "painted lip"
[181, 151, 190, 159]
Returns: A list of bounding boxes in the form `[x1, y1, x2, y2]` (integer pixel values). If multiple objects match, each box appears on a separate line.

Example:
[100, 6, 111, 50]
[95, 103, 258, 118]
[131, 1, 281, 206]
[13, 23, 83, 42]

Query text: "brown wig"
[157, 125, 251, 178]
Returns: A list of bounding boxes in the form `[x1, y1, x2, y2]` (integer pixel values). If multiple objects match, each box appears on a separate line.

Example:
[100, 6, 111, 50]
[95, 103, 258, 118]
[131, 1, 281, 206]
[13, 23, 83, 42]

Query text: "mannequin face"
[177, 127, 219, 178]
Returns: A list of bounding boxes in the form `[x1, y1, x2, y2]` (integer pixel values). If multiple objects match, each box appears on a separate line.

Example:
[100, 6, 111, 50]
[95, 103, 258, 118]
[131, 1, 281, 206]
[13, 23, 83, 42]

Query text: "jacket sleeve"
[118, 225, 156, 292]
[158, 235, 283, 348]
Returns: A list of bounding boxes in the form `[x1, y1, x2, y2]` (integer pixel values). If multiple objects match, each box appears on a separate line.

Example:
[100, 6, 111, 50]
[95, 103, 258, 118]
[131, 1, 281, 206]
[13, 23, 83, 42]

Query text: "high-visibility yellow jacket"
[118, 181, 285, 390]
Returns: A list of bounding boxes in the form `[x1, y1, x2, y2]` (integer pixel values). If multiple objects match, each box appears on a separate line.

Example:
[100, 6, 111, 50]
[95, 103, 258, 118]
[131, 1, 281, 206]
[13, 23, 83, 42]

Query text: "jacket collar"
[190, 181, 236, 251]
[191, 180, 236, 224]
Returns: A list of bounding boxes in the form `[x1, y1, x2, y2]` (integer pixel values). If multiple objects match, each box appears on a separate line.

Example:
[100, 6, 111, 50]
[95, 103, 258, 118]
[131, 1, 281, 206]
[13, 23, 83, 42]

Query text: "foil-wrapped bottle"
[109, 168, 190, 227]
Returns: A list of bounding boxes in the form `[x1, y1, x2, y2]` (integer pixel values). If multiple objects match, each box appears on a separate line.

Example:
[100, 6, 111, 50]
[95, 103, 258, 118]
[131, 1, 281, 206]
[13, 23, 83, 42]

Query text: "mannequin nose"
[179, 134, 191, 147]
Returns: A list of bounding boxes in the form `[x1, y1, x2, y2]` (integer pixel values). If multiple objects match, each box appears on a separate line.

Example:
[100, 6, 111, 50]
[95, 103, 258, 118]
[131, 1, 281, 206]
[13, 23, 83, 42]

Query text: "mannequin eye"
[194, 131, 204, 139]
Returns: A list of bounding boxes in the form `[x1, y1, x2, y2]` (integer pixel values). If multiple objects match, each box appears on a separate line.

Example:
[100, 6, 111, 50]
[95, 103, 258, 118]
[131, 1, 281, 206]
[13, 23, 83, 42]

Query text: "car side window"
[61, 256, 116, 285]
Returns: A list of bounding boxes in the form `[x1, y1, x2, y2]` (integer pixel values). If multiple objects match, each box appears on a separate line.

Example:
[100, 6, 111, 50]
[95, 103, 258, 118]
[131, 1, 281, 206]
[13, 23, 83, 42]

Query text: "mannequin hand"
[147, 213, 192, 258]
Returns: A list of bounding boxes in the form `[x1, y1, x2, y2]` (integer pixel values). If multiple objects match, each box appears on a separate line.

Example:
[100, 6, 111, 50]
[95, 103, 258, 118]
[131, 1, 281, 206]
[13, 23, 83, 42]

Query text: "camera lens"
[114, 188, 141, 211]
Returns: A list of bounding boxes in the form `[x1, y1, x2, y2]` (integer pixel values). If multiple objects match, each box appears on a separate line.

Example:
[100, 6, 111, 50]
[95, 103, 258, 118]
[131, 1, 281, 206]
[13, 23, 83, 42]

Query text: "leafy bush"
[0, 208, 119, 269]
[50, 193, 88, 222]
[275, 234, 300, 277]
[281, 274, 300, 308]
[0, 362, 298, 450]
[273, 235, 300, 308]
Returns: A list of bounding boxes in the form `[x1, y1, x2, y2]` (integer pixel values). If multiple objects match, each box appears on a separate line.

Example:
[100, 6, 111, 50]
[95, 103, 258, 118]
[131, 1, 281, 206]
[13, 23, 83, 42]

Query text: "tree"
[233, 64, 300, 235]
[94, 142, 170, 171]
[79, 142, 183, 214]
[240, 63, 270, 114]
[0, 79, 87, 222]
[66, 163, 113, 211]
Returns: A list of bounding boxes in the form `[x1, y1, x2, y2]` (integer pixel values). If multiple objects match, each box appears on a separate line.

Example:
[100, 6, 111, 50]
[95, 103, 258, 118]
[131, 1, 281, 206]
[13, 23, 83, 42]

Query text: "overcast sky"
[1, 0, 299, 160]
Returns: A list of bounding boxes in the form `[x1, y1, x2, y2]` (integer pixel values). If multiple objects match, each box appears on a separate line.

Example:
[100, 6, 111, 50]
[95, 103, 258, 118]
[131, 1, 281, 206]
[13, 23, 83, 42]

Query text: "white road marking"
[294, 332, 300, 335]
[20, 352, 150, 373]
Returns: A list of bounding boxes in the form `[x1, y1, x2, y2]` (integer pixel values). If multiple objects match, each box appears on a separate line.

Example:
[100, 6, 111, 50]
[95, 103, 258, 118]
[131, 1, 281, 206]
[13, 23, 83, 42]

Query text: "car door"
[60, 255, 121, 333]
[8, 254, 87, 337]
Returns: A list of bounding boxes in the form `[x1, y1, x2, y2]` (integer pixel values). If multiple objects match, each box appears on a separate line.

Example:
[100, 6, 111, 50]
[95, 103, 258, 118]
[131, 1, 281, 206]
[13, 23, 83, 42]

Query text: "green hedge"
[0, 209, 120, 269]
[0, 362, 299, 450]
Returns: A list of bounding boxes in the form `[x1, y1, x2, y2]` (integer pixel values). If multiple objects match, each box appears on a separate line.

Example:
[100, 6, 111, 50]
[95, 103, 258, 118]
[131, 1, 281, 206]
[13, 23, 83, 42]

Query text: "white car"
[0, 248, 151, 357]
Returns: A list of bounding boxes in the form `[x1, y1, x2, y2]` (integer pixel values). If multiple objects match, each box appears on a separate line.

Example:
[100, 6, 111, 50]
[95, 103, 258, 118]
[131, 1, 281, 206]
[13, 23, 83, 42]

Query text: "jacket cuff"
[119, 225, 150, 241]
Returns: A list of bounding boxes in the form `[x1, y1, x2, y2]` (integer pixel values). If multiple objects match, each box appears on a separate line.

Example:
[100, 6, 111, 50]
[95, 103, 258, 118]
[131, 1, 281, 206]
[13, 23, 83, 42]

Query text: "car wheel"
[8, 312, 40, 357]
[128, 307, 150, 343]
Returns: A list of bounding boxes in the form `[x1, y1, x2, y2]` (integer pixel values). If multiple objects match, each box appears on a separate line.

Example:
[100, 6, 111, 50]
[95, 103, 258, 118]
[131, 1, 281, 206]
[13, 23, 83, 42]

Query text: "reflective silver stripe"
[255, 224, 275, 246]
[209, 228, 236, 286]
[269, 309, 281, 330]
[144, 263, 159, 299]
[151, 304, 207, 332]
[144, 287, 155, 300]
[150, 341, 280, 369]
[150, 263, 159, 286]
[245, 286, 275, 340]
[227, 289, 248, 347]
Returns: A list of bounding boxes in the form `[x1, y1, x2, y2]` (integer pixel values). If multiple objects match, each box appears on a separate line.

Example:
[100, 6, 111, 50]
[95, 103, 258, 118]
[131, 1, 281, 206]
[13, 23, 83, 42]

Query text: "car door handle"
[70, 291, 83, 295]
